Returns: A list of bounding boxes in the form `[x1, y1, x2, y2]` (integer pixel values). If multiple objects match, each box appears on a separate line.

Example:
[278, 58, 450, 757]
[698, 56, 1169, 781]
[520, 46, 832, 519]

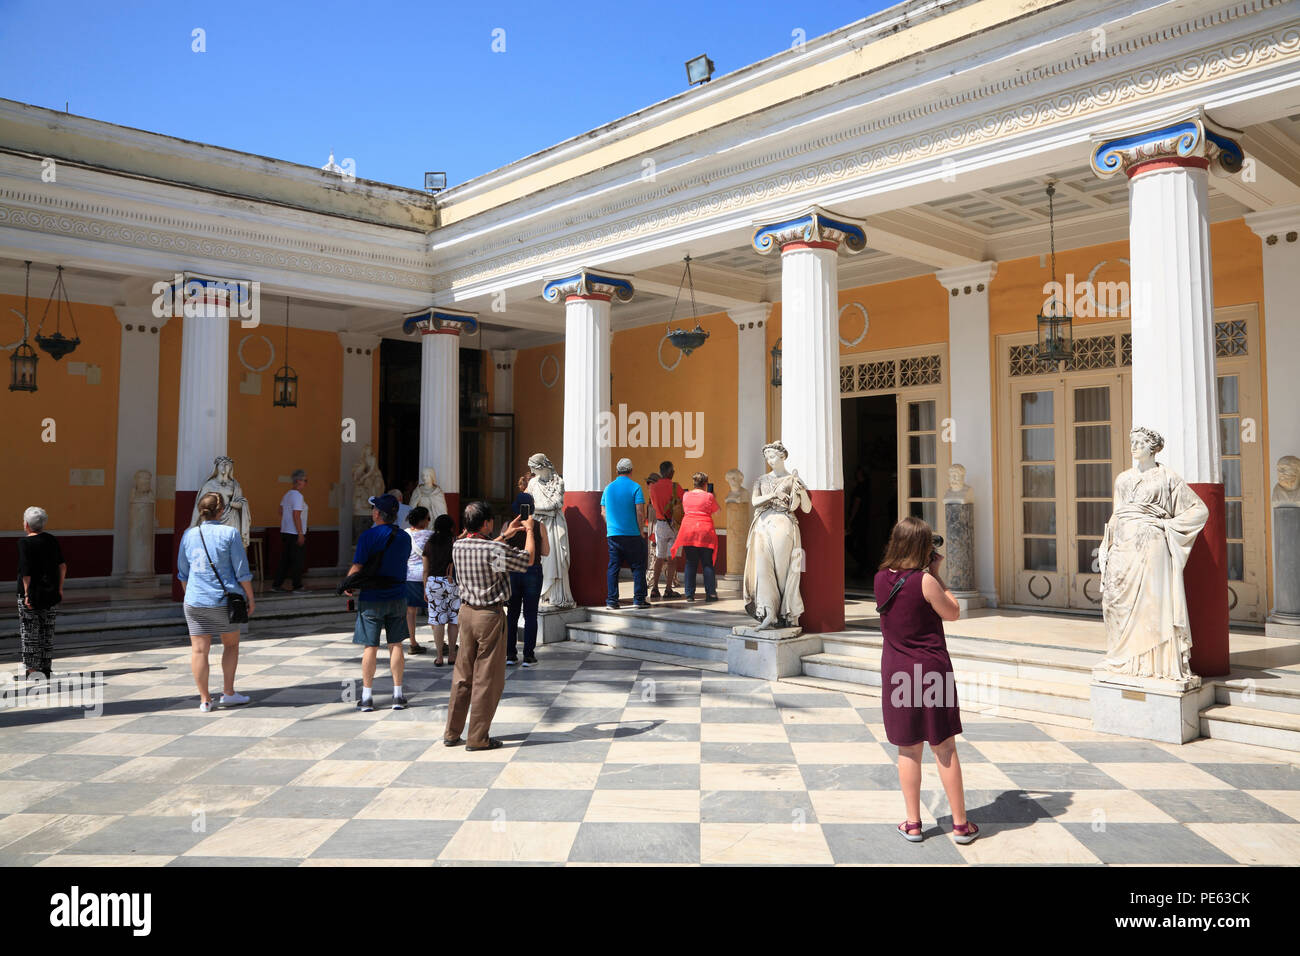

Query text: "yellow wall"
[514, 341, 565, 476]
[841, 273, 950, 354]
[0, 297, 120, 530]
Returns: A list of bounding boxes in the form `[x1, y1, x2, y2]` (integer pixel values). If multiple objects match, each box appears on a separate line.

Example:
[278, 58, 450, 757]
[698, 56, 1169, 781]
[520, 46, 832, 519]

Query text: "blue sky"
[0, 0, 892, 190]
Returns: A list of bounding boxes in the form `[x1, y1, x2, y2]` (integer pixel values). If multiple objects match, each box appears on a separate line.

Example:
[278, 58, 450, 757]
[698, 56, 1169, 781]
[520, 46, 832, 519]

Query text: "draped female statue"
[742, 441, 812, 629]
[526, 452, 574, 608]
[1098, 427, 1209, 684]
[190, 455, 252, 547]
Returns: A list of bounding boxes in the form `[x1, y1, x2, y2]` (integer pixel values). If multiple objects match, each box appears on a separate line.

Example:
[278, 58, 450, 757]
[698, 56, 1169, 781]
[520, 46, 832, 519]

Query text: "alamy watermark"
[596, 404, 705, 459]
[1, 672, 103, 717]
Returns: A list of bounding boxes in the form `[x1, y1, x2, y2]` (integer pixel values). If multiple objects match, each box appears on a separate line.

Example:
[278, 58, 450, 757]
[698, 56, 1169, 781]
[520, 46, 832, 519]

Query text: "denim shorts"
[404, 580, 425, 609]
[352, 598, 410, 647]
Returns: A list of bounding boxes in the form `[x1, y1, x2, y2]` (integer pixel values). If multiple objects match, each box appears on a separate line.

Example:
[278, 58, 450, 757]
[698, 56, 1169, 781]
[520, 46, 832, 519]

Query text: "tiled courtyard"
[1, 623, 1298, 866]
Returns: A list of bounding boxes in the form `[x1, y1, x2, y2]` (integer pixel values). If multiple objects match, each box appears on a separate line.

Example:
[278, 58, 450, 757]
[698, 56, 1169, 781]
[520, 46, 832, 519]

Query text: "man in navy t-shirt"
[344, 494, 413, 712]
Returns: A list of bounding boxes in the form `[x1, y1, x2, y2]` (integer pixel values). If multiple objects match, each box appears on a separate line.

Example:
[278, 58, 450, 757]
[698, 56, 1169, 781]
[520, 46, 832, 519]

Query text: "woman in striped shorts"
[177, 492, 256, 712]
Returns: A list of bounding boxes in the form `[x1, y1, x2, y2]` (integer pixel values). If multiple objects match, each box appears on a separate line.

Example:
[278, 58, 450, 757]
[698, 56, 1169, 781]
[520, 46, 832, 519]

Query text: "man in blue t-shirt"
[600, 458, 649, 609]
[344, 494, 413, 712]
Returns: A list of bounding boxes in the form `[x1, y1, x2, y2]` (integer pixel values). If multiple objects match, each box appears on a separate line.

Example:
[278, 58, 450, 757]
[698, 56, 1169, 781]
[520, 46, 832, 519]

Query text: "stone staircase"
[1200, 668, 1300, 751]
[565, 608, 733, 669]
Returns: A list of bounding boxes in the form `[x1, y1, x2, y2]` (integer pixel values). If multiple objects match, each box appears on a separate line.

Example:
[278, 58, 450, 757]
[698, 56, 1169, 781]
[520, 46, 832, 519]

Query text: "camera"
[518, 502, 534, 520]
[931, 533, 943, 565]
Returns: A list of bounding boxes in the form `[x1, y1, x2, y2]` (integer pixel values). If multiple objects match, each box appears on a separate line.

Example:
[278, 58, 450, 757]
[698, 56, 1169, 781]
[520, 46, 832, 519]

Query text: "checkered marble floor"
[1, 627, 1299, 866]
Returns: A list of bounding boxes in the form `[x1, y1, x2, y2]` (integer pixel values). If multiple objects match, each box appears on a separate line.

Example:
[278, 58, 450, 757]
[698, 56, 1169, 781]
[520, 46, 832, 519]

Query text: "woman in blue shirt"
[178, 492, 256, 712]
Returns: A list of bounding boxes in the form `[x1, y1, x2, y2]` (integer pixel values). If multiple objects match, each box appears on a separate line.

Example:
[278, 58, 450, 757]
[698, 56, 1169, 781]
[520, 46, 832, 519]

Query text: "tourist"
[177, 492, 255, 712]
[647, 460, 683, 600]
[601, 458, 649, 609]
[505, 491, 550, 666]
[388, 488, 411, 529]
[643, 473, 660, 593]
[403, 506, 431, 655]
[344, 494, 412, 712]
[422, 512, 461, 666]
[875, 516, 976, 845]
[15, 506, 66, 679]
[271, 469, 309, 592]
[671, 472, 720, 603]
[444, 501, 535, 751]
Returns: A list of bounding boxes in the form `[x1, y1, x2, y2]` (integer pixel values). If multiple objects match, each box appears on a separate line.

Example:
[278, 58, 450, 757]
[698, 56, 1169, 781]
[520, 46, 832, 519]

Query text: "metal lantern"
[1036, 182, 1073, 363]
[272, 298, 299, 407]
[9, 261, 38, 392]
[35, 265, 81, 360]
[770, 337, 783, 388]
[665, 255, 710, 357]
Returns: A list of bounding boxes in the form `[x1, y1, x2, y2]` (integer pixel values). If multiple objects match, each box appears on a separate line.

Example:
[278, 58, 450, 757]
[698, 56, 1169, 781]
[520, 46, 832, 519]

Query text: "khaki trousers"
[444, 604, 507, 747]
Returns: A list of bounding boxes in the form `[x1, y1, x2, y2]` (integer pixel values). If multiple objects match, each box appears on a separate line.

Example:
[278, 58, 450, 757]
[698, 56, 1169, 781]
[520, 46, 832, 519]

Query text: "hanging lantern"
[272, 298, 299, 407]
[770, 337, 783, 388]
[1036, 182, 1073, 363]
[9, 261, 38, 392]
[35, 265, 81, 360]
[665, 255, 710, 356]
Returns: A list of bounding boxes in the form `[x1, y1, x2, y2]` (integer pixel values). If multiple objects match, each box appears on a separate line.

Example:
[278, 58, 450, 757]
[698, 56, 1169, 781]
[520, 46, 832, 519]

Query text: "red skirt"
[671, 513, 718, 561]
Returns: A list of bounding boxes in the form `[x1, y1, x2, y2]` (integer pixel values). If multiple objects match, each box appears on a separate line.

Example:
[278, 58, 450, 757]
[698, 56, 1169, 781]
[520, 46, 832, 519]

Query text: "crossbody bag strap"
[875, 571, 915, 614]
[197, 525, 230, 594]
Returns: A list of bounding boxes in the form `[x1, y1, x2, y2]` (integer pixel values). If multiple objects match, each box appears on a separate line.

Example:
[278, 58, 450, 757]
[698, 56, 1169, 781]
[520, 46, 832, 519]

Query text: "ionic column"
[1244, 207, 1300, 634]
[727, 304, 772, 495]
[405, 308, 477, 526]
[753, 206, 867, 633]
[542, 269, 634, 608]
[172, 277, 237, 600]
[338, 332, 379, 562]
[491, 348, 518, 500]
[1092, 111, 1243, 676]
[111, 306, 169, 581]
[935, 263, 998, 608]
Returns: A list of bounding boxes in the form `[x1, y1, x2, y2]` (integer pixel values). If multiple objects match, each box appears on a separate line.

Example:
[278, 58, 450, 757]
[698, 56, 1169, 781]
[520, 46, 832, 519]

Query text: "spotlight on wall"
[685, 54, 714, 86]
[424, 172, 447, 194]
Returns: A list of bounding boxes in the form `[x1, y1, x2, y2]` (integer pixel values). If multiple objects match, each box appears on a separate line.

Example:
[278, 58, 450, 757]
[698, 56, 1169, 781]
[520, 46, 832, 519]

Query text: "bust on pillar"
[723, 468, 750, 581]
[942, 464, 983, 611]
[125, 469, 156, 587]
[1268, 455, 1300, 637]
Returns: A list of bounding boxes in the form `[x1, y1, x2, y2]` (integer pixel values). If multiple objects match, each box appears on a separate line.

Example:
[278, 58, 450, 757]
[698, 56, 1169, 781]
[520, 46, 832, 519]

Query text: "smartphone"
[518, 502, 534, 519]
[707, 482, 714, 495]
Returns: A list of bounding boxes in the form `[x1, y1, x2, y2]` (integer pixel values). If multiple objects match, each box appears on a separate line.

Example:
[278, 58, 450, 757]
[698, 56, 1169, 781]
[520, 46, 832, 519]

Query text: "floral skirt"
[425, 576, 460, 625]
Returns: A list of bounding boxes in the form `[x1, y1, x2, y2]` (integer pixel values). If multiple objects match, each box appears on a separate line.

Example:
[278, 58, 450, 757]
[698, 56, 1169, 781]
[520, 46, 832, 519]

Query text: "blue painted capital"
[751, 205, 868, 255]
[402, 307, 478, 336]
[1090, 110, 1243, 179]
[541, 269, 635, 304]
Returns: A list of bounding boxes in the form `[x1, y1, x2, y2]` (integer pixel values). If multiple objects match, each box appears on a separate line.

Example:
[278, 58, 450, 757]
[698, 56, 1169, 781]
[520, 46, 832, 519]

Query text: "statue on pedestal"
[1097, 427, 1209, 685]
[191, 456, 251, 547]
[526, 452, 574, 608]
[742, 441, 811, 629]
[943, 464, 977, 596]
[1270, 455, 1300, 629]
[409, 466, 448, 521]
[351, 445, 384, 515]
[1273, 455, 1300, 508]
[126, 469, 155, 582]
[943, 464, 974, 504]
[724, 468, 750, 577]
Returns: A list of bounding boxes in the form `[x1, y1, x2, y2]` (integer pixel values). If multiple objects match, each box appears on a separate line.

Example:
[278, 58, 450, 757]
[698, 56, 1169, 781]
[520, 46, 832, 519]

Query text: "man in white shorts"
[646, 460, 682, 600]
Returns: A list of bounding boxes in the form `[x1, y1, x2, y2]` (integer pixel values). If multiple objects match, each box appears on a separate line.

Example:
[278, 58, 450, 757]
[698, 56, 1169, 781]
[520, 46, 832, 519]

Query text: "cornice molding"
[1243, 204, 1300, 240]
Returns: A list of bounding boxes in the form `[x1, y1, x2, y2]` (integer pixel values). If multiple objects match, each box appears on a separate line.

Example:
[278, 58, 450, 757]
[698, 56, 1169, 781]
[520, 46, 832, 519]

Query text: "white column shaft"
[728, 306, 770, 488]
[779, 247, 841, 491]
[339, 333, 377, 566]
[176, 308, 229, 490]
[562, 297, 611, 493]
[419, 331, 460, 494]
[1128, 166, 1220, 483]
[1257, 233, 1300, 473]
[112, 309, 164, 575]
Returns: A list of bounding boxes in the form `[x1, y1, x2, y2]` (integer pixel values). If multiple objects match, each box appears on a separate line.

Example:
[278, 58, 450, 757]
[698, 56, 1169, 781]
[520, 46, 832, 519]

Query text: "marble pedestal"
[727, 625, 822, 680]
[944, 501, 985, 610]
[1268, 506, 1300, 638]
[124, 573, 156, 589]
[1090, 671, 1215, 744]
[538, 605, 587, 645]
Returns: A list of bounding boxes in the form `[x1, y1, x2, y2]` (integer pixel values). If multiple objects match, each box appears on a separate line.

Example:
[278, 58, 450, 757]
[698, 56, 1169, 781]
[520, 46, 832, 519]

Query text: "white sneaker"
[220, 692, 250, 706]
[199, 700, 215, 713]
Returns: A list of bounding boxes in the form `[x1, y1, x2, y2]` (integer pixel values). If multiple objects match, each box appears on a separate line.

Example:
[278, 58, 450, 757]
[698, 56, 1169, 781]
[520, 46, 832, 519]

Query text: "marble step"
[819, 632, 1098, 686]
[1212, 672, 1300, 715]
[583, 610, 735, 641]
[1199, 704, 1300, 752]
[567, 620, 728, 662]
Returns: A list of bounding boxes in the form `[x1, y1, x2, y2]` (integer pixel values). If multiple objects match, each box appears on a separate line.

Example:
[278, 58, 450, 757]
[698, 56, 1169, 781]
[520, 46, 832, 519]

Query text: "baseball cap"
[368, 494, 399, 516]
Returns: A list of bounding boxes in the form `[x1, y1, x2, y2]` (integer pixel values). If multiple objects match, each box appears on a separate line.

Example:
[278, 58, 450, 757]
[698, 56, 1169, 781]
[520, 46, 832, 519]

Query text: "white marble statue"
[351, 445, 385, 515]
[1273, 455, 1300, 508]
[943, 463, 974, 504]
[126, 469, 155, 579]
[724, 467, 751, 577]
[409, 466, 448, 520]
[526, 452, 574, 609]
[742, 441, 812, 629]
[191, 456, 251, 547]
[1097, 427, 1209, 684]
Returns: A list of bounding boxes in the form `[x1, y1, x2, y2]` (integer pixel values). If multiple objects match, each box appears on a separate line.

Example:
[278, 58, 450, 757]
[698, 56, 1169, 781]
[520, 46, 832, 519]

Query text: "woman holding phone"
[506, 493, 549, 666]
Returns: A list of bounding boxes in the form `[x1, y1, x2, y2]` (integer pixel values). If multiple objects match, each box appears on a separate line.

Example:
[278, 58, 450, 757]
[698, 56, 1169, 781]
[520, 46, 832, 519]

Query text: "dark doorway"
[379, 338, 421, 501]
[842, 394, 898, 594]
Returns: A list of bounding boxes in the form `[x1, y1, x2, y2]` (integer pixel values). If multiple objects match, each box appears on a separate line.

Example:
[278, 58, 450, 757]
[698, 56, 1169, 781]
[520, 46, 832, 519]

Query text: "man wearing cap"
[601, 458, 650, 609]
[344, 493, 413, 712]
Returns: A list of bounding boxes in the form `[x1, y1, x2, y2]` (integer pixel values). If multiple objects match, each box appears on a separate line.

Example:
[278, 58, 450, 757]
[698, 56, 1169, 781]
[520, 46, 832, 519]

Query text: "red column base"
[564, 491, 606, 608]
[444, 493, 461, 533]
[798, 490, 845, 634]
[171, 492, 196, 603]
[1187, 482, 1229, 678]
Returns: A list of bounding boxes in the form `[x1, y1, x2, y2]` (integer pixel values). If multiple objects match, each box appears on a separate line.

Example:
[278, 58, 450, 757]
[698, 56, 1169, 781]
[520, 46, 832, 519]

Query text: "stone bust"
[724, 468, 747, 503]
[1275, 455, 1300, 508]
[943, 463, 973, 503]
[131, 469, 154, 501]
[408, 466, 448, 519]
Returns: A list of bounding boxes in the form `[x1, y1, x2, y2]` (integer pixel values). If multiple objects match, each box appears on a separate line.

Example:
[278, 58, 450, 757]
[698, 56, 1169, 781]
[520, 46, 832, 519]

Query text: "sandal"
[897, 820, 923, 843]
[408, 643, 428, 655]
[433, 658, 445, 667]
[952, 822, 980, 845]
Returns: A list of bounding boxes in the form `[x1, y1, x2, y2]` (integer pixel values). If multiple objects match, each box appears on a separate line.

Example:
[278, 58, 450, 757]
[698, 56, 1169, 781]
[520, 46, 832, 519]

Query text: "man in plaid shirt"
[444, 500, 536, 751]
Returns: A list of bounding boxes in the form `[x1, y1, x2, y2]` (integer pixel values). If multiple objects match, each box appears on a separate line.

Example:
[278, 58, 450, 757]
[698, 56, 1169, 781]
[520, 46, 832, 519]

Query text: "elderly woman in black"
[16, 506, 66, 679]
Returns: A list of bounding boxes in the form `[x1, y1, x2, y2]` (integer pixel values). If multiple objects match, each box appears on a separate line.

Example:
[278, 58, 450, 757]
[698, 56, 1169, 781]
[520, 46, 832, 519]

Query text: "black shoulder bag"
[197, 525, 249, 624]
[337, 526, 403, 595]
[875, 571, 915, 615]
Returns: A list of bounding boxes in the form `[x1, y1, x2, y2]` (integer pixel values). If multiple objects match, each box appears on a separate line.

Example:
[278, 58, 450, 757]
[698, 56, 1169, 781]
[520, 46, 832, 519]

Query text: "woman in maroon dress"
[874, 516, 977, 845]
